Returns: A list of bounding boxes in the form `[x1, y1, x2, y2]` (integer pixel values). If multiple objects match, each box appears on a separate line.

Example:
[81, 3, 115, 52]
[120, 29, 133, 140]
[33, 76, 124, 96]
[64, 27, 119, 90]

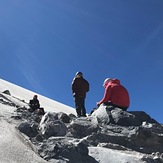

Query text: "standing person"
[97, 78, 130, 111]
[29, 95, 40, 112]
[72, 71, 89, 117]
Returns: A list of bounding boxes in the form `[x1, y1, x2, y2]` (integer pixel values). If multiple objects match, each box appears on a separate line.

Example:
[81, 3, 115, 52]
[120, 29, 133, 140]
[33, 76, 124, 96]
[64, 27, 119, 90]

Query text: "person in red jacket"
[97, 78, 130, 111]
[72, 72, 89, 117]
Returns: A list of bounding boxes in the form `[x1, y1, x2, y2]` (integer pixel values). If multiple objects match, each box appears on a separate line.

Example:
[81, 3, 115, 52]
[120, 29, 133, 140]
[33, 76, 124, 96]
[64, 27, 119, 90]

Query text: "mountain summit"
[0, 78, 163, 163]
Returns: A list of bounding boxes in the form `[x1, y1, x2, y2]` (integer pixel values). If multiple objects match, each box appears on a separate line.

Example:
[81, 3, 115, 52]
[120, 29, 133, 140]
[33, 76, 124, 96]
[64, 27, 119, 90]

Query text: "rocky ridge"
[15, 106, 163, 162]
[1, 90, 163, 163]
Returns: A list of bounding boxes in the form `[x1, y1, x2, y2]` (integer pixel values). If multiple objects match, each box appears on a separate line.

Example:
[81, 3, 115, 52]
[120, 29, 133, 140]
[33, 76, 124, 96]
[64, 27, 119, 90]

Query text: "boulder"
[18, 121, 38, 137]
[67, 116, 99, 138]
[39, 112, 68, 138]
[58, 112, 70, 123]
[2, 90, 11, 95]
[91, 105, 158, 126]
[37, 137, 97, 163]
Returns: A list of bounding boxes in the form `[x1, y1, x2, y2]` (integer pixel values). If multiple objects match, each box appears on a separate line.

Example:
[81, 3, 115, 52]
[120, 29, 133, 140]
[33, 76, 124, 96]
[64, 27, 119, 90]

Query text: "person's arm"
[97, 86, 111, 105]
[72, 78, 77, 96]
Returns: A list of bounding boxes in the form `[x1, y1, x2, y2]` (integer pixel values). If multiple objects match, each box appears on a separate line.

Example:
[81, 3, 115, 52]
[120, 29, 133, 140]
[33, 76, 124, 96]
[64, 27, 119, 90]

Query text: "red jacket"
[72, 76, 89, 99]
[99, 79, 130, 107]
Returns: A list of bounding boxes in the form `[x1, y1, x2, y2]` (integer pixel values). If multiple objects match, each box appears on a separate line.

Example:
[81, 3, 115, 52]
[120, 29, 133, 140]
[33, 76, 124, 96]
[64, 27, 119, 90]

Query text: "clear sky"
[0, 0, 163, 123]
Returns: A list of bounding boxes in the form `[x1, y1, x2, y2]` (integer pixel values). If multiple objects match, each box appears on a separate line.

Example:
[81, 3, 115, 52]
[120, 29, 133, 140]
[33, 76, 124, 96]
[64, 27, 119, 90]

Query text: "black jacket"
[72, 77, 89, 98]
[29, 99, 40, 111]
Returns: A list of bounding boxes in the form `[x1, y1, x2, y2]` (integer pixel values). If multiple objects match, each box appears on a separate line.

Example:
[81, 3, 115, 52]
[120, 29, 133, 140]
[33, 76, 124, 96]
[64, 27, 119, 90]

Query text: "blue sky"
[0, 0, 163, 123]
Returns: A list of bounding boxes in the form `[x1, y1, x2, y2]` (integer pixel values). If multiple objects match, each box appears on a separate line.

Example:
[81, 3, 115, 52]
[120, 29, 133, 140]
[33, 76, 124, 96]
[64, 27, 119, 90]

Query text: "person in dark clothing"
[29, 95, 40, 112]
[72, 72, 89, 117]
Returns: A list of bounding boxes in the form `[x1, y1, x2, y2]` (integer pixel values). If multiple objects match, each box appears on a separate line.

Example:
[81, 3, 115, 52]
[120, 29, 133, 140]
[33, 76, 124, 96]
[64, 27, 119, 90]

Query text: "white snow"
[0, 119, 47, 163]
[0, 79, 76, 115]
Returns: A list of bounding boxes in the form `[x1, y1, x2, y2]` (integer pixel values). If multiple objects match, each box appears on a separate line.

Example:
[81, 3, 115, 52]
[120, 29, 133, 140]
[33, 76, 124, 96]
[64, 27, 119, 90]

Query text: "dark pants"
[103, 102, 128, 111]
[74, 97, 86, 117]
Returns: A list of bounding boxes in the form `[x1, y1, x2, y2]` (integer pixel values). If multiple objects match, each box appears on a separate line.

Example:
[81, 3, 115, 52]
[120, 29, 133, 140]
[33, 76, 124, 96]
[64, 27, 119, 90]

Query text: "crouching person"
[29, 95, 45, 115]
[97, 78, 130, 111]
[29, 95, 40, 112]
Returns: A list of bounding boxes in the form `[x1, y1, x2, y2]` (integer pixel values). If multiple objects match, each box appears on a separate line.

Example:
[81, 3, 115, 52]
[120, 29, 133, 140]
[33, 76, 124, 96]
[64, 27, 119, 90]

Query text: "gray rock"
[67, 116, 99, 138]
[58, 112, 70, 123]
[91, 105, 158, 127]
[18, 121, 38, 137]
[37, 137, 97, 163]
[39, 112, 68, 138]
[2, 90, 11, 95]
[91, 105, 112, 124]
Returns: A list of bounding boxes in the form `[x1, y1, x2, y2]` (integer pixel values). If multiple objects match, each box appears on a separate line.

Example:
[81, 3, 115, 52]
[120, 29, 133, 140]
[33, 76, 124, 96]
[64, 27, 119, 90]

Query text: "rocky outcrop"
[91, 105, 158, 126]
[2, 90, 11, 95]
[13, 104, 163, 163]
[39, 112, 68, 138]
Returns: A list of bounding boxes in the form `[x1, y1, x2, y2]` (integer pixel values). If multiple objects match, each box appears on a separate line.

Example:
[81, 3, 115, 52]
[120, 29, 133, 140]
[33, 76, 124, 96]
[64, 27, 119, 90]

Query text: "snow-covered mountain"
[0, 78, 163, 163]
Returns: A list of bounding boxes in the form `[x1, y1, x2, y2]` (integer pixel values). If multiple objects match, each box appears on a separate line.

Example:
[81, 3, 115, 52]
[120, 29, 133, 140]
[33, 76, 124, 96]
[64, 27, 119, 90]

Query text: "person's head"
[33, 95, 38, 99]
[75, 71, 83, 77]
[103, 78, 111, 87]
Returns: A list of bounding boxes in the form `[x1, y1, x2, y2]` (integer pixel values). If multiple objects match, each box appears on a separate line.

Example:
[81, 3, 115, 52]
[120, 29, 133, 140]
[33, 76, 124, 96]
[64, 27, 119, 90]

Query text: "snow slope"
[0, 79, 76, 115]
[0, 118, 47, 163]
